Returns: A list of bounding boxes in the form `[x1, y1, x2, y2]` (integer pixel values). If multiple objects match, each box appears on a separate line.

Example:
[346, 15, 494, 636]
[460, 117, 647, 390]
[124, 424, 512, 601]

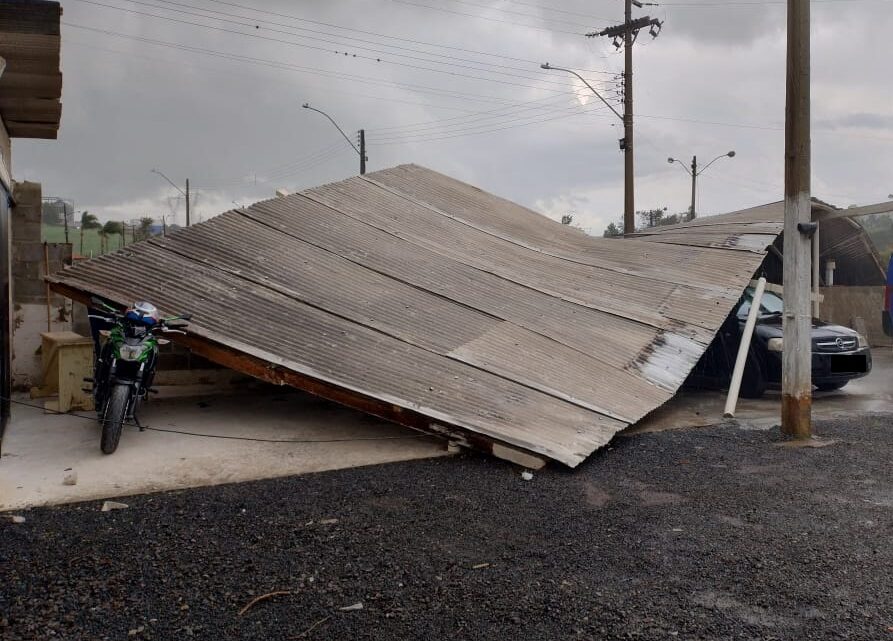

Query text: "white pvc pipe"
[724, 276, 767, 418]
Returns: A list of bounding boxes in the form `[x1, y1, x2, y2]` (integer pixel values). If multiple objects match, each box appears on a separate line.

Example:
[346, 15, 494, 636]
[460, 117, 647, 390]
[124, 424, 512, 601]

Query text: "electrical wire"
[147, 0, 616, 79]
[4, 396, 431, 443]
[70, 0, 591, 94]
[196, 0, 614, 73]
[390, 0, 587, 35]
[64, 23, 553, 107]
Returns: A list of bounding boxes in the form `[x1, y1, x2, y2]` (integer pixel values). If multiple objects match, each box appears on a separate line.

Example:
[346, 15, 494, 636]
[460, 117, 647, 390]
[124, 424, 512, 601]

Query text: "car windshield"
[737, 287, 784, 318]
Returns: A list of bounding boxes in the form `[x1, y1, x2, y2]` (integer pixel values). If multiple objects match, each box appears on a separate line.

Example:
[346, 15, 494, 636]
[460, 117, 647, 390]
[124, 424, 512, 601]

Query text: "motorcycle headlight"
[119, 344, 145, 361]
[767, 337, 784, 352]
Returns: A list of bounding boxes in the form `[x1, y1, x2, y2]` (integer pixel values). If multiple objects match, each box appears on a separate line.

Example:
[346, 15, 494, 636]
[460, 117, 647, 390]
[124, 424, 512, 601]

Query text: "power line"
[64, 23, 562, 108]
[370, 103, 617, 145]
[369, 99, 618, 142]
[390, 0, 587, 35]
[70, 0, 593, 93]
[150, 0, 615, 78]
[197, 0, 614, 73]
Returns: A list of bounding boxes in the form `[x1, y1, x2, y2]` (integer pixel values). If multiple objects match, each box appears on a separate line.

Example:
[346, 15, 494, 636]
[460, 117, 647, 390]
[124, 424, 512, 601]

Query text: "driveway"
[3, 413, 892, 640]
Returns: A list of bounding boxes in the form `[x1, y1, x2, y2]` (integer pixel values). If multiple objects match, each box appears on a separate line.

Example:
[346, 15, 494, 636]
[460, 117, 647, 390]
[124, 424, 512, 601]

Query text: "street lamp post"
[667, 151, 736, 220]
[540, 63, 633, 234]
[302, 103, 367, 175]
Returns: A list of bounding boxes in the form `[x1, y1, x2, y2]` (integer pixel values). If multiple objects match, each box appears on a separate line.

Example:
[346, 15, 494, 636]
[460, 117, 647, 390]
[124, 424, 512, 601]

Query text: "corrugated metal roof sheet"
[49, 164, 785, 467]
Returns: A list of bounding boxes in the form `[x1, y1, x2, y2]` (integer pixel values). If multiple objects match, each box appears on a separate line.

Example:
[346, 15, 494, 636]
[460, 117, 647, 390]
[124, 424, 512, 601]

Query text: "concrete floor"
[632, 348, 893, 433]
[2, 352, 889, 510]
[0, 386, 448, 511]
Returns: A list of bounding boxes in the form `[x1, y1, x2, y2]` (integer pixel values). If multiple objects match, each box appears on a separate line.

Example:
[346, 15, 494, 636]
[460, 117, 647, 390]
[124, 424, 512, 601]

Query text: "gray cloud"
[12, 0, 893, 233]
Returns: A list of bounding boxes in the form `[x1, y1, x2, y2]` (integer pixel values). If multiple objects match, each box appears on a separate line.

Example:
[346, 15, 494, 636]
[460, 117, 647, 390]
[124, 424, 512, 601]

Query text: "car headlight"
[857, 334, 869, 349]
[767, 337, 783, 352]
[119, 344, 145, 361]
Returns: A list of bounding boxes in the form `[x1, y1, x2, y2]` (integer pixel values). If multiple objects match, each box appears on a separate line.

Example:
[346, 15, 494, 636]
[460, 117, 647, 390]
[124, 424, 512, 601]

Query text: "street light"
[302, 103, 367, 175]
[667, 151, 735, 220]
[151, 168, 191, 227]
[541, 62, 635, 235]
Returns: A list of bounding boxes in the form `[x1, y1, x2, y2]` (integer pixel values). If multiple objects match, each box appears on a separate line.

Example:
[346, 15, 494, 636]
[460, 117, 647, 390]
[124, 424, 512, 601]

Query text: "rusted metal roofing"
[0, 0, 63, 139]
[49, 164, 785, 467]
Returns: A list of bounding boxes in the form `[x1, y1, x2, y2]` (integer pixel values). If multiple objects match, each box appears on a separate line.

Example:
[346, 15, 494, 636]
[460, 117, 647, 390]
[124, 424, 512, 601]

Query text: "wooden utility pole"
[781, 0, 812, 438]
[185, 178, 191, 227]
[589, 4, 662, 235]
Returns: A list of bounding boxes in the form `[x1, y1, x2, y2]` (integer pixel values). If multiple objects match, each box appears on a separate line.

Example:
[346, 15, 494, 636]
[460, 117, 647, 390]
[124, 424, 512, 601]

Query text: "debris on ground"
[101, 501, 129, 511]
[238, 591, 293, 616]
[62, 470, 77, 486]
[339, 602, 364, 612]
[521, 470, 534, 481]
[8, 514, 26, 523]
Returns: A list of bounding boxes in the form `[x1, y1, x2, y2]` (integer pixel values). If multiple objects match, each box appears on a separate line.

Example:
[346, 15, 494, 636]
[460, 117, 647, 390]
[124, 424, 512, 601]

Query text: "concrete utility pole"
[302, 103, 367, 175]
[151, 169, 191, 227]
[668, 151, 735, 220]
[588, 2, 662, 235]
[782, 0, 813, 438]
[359, 129, 367, 176]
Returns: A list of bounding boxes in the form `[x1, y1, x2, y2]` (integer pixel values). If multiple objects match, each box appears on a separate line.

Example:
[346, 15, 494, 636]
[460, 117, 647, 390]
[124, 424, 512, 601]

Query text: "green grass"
[43, 224, 126, 257]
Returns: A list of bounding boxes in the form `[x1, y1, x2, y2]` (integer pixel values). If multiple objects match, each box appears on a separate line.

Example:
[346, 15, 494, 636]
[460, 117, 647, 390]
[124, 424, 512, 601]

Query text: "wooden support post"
[781, 0, 812, 438]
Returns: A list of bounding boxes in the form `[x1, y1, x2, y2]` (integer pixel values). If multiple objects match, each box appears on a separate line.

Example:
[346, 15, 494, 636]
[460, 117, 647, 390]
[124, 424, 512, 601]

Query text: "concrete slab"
[631, 349, 893, 434]
[0, 387, 448, 510]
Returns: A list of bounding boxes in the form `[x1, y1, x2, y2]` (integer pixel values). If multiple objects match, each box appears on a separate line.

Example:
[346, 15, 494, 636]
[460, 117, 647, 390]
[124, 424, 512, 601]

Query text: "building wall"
[10, 180, 72, 389]
[820, 285, 892, 348]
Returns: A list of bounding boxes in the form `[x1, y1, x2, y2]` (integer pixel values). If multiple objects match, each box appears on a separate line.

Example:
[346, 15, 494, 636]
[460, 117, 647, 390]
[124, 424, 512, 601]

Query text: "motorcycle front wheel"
[101, 384, 130, 454]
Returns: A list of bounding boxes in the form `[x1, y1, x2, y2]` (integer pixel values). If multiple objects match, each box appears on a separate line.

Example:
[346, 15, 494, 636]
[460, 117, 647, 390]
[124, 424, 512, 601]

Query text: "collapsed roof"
[50, 164, 786, 467]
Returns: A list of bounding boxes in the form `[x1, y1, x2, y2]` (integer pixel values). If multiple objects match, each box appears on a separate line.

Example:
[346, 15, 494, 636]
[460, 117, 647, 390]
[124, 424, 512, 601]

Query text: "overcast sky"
[13, 0, 893, 234]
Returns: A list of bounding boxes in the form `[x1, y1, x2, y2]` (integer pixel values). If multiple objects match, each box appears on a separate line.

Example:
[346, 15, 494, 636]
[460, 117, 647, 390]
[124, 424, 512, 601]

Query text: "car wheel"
[739, 351, 766, 399]
[816, 381, 848, 392]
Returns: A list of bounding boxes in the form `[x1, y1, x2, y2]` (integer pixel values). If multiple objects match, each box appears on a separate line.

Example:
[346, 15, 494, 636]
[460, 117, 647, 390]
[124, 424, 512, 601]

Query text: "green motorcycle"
[87, 298, 191, 454]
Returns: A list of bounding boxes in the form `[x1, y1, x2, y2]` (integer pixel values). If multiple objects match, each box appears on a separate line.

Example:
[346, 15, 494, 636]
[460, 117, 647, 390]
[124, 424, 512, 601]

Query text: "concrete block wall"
[10, 180, 73, 389]
[820, 285, 892, 348]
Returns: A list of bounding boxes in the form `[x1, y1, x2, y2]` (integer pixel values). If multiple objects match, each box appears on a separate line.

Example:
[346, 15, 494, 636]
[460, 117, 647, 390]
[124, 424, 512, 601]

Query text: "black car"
[687, 287, 872, 398]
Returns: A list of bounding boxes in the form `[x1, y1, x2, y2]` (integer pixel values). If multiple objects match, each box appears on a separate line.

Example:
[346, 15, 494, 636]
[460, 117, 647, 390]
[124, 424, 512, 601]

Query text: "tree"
[138, 216, 154, 241]
[603, 222, 623, 238]
[637, 207, 669, 230]
[560, 213, 574, 225]
[101, 221, 123, 253]
[79, 210, 101, 255]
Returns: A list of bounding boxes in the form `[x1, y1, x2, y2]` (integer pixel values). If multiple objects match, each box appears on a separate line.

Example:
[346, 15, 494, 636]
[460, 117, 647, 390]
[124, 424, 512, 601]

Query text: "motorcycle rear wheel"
[101, 384, 129, 454]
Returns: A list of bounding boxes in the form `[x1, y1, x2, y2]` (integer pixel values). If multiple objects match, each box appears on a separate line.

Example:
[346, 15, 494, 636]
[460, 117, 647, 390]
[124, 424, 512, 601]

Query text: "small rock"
[521, 471, 534, 481]
[339, 602, 364, 612]
[101, 501, 129, 512]
[63, 470, 78, 486]
[10, 515, 26, 524]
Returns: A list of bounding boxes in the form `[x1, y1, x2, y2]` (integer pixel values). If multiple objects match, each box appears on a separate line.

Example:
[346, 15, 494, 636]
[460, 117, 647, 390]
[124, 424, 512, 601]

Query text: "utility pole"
[359, 129, 367, 175]
[152, 169, 191, 228]
[302, 103, 367, 176]
[588, 2, 662, 235]
[782, 0, 812, 438]
[668, 151, 735, 220]
[690, 155, 697, 220]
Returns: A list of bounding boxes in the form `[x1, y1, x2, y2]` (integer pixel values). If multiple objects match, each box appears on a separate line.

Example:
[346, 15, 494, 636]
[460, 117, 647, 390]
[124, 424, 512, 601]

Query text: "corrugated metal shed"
[49, 165, 784, 467]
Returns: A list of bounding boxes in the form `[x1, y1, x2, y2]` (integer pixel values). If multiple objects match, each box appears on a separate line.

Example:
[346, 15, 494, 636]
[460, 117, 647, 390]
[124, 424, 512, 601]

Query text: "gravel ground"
[3, 414, 892, 640]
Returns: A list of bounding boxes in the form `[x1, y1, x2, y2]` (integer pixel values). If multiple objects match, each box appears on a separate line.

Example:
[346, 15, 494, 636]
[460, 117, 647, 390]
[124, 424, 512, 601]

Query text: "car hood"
[751, 316, 860, 340]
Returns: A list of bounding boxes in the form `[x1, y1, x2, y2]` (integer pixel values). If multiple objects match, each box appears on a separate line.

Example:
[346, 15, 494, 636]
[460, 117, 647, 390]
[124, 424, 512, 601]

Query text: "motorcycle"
[87, 297, 191, 454]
